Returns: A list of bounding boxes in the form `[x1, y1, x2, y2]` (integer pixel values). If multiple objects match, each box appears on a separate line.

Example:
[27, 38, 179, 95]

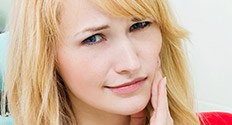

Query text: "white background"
[0, 0, 11, 31]
[169, 0, 232, 112]
[0, 0, 232, 112]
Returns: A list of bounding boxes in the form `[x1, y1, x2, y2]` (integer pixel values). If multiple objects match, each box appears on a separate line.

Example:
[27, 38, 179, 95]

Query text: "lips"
[105, 77, 147, 88]
[104, 77, 147, 94]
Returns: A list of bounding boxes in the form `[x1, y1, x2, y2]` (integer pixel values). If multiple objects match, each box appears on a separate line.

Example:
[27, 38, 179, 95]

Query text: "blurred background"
[0, 0, 11, 33]
[169, 0, 232, 112]
[0, 0, 232, 114]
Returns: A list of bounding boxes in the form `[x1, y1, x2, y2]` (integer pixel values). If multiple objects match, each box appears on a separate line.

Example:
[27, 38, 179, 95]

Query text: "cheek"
[134, 25, 162, 59]
[59, 59, 91, 94]
[56, 49, 108, 98]
[138, 28, 162, 87]
[139, 32, 162, 70]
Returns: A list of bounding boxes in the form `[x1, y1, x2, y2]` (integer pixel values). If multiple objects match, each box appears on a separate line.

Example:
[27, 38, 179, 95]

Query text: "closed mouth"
[105, 77, 147, 89]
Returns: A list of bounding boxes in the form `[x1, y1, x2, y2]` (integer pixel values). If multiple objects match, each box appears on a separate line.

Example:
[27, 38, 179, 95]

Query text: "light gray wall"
[0, 0, 11, 32]
[169, 0, 232, 112]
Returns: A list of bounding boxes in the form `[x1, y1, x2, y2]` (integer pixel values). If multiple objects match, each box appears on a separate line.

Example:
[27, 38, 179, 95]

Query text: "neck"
[72, 99, 130, 125]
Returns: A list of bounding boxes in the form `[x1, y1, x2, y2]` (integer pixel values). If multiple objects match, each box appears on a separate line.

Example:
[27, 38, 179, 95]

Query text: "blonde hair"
[3, 0, 200, 125]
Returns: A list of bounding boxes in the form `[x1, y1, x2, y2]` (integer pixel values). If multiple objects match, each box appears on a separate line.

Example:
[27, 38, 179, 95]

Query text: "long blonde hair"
[3, 0, 200, 125]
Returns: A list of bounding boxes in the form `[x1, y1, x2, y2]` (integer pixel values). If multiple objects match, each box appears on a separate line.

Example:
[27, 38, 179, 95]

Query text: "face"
[57, 0, 162, 115]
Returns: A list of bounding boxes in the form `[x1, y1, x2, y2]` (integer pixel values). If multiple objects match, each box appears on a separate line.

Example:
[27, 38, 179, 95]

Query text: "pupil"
[90, 36, 96, 42]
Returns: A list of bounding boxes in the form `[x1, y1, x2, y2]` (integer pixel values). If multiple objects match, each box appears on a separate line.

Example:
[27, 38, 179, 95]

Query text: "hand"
[149, 76, 173, 125]
[130, 70, 173, 125]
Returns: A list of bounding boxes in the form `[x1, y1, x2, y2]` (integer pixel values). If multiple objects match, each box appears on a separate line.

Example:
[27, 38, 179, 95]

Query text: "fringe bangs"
[94, 0, 160, 23]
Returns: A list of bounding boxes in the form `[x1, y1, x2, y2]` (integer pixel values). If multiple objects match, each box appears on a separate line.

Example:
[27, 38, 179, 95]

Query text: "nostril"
[114, 41, 141, 74]
[114, 60, 141, 75]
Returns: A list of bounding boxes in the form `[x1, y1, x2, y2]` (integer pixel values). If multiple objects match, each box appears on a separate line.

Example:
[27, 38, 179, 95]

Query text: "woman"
[3, 0, 231, 125]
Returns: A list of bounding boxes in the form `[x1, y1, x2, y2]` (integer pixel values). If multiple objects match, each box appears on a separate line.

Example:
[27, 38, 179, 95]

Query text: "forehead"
[60, 0, 109, 21]
[59, 0, 111, 35]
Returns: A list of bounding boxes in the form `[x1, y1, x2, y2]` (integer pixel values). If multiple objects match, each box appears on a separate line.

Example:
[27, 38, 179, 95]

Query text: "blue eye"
[129, 21, 151, 32]
[82, 34, 105, 45]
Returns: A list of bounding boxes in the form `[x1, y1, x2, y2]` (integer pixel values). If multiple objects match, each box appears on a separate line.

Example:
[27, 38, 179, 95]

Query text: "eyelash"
[82, 21, 152, 46]
[129, 21, 152, 32]
[82, 33, 106, 46]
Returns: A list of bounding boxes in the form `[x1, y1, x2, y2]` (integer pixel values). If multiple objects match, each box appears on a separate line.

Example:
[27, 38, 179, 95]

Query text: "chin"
[112, 95, 151, 115]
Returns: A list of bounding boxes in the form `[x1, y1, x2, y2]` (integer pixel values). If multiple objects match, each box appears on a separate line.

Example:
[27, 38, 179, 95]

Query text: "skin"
[130, 71, 173, 125]
[57, 0, 173, 124]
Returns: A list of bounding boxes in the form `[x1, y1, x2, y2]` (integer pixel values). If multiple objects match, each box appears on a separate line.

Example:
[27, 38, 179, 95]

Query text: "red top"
[199, 112, 232, 125]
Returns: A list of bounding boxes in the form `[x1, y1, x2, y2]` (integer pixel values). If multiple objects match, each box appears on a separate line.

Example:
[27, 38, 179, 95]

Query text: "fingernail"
[163, 77, 167, 94]
[163, 77, 167, 86]
[157, 60, 161, 68]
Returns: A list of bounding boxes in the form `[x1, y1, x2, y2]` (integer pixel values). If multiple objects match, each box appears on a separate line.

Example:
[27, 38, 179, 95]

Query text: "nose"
[114, 38, 141, 75]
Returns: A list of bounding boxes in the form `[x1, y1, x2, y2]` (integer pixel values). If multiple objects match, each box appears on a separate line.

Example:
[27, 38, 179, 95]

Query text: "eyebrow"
[131, 17, 143, 22]
[74, 25, 110, 37]
[73, 17, 143, 37]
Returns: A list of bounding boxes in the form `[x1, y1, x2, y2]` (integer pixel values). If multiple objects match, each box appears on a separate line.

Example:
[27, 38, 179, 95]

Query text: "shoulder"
[198, 112, 232, 125]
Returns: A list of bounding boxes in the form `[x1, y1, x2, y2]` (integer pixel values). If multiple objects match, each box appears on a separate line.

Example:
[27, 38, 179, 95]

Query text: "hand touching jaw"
[130, 69, 174, 125]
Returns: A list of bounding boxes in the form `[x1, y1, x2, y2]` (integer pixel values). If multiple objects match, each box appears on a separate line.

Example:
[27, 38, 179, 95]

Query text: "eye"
[129, 21, 152, 32]
[82, 33, 106, 45]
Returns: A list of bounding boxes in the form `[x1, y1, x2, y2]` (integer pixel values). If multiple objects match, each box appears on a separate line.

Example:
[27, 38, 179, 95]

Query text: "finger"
[130, 109, 146, 125]
[151, 77, 168, 124]
[151, 69, 163, 110]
